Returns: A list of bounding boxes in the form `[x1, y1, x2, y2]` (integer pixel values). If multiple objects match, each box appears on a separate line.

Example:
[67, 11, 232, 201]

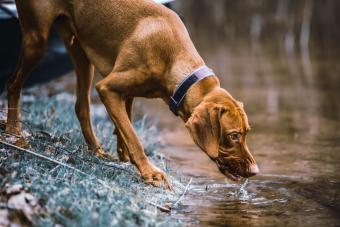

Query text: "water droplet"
[235, 179, 252, 200]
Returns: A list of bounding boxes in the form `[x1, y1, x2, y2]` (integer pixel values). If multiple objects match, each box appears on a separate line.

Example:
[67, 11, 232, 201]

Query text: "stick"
[0, 139, 176, 210]
[147, 201, 171, 213]
[173, 177, 192, 207]
[0, 140, 88, 176]
[0, 139, 115, 190]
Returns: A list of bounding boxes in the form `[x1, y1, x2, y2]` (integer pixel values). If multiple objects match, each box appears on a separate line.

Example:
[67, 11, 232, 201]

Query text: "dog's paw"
[13, 137, 30, 148]
[94, 147, 117, 162]
[0, 130, 29, 149]
[3, 121, 21, 136]
[142, 164, 173, 191]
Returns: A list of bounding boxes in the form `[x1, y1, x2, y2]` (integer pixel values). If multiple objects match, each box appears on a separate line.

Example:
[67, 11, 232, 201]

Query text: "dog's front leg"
[95, 70, 172, 190]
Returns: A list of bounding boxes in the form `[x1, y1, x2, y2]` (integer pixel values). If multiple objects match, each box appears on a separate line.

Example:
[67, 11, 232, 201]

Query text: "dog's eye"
[228, 132, 241, 141]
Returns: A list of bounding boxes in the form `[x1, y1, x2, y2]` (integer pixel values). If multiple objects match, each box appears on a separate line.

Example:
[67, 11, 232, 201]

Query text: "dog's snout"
[247, 164, 259, 177]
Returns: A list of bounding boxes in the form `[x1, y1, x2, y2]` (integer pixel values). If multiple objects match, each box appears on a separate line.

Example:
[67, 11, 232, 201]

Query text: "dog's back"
[15, 0, 199, 76]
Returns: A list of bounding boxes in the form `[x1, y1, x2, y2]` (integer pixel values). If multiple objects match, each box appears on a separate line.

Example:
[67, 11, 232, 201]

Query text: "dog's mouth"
[214, 158, 242, 181]
[219, 166, 241, 181]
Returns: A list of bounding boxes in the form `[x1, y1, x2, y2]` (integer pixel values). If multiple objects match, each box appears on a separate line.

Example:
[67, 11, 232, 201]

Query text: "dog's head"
[185, 88, 258, 181]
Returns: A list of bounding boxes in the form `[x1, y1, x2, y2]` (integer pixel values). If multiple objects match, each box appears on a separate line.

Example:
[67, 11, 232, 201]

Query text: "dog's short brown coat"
[5, 0, 258, 189]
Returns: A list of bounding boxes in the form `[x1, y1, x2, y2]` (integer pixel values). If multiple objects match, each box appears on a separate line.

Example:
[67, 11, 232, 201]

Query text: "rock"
[7, 192, 39, 222]
[0, 209, 10, 226]
[5, 183, 23, 195]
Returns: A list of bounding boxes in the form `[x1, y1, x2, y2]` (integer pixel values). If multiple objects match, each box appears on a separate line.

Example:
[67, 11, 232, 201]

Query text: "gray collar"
[169, 65, 215, 115]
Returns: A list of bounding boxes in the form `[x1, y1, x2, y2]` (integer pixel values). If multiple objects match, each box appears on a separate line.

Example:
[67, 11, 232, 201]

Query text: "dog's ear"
[185, 102, 225, 158]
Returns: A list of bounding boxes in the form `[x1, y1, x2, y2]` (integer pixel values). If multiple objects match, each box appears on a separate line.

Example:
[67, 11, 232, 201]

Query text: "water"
[199, 177, 337, 226]
[160, 139, 340, 226]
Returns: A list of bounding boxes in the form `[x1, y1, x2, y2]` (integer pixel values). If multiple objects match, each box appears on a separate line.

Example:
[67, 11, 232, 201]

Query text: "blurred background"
[1, 0, 339, 226]
[172, 0, 340, 124]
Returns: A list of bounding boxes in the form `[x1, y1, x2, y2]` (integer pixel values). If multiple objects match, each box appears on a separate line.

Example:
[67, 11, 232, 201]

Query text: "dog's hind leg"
[115, 97, 134, 162]
[54, 21, 115, 161]
[5, 0, 57, 135]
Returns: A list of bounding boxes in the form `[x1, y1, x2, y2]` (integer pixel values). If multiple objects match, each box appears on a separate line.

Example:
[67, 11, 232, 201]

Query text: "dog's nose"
[248, 164, 259, 177]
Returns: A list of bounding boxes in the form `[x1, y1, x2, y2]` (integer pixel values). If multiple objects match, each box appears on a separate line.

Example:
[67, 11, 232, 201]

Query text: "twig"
[0, 140, 176, 211]
[147, 201, 171, 213]
[0, 139, 115, 190]
[146, 178, 192, 213]
[0, 140, 87, 175]
[173, 177, 192, 207]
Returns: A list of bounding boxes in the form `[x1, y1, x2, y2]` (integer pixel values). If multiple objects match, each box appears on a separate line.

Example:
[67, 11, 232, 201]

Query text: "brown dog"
[5, 0, 258, 189]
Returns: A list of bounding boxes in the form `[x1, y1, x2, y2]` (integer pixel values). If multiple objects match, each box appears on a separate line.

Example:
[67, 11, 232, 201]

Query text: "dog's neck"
[166, 62, 220, 122]
[179, 76, 219, 121]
